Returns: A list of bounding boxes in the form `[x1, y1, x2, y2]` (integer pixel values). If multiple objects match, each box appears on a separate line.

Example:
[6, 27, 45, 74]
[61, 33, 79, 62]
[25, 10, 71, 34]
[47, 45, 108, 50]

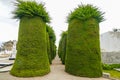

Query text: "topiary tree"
[58, 31, 67, 64]
[10, 0, 50, 77]
[50, 41, 56, 60]
[65, 4, 104, 77]
[46, 32, 52, 64]
[46, 25, 56, 61]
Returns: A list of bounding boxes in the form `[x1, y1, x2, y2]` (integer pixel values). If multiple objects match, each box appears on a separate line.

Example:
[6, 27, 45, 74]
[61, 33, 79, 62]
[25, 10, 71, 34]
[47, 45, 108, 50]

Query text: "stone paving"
[0, 55, 111, 80]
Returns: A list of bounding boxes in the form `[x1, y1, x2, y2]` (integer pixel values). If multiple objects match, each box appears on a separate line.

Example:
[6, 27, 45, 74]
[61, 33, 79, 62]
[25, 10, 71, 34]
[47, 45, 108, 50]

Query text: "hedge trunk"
[65, 18, 102, 77]
[10, 17, 50, 77]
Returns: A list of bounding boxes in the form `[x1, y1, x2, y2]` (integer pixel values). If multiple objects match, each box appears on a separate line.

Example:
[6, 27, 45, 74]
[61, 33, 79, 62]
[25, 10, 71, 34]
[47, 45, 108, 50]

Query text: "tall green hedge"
[10, 0, 50, 77]
[50, 41, 56, 60]
[11, 17, 50, 77]
[58, 31, 67, 64]
[46, 32, 52, 64]
[46, 25, 56, 61]
[65, 4, 104, 77]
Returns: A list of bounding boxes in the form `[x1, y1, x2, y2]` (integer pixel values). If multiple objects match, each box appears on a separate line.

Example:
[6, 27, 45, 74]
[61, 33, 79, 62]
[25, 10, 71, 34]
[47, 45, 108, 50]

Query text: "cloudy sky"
[0, 0, 120, 46]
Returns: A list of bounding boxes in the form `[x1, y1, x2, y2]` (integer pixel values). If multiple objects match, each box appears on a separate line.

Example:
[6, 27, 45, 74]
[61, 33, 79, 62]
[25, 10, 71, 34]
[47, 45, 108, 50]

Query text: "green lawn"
[103, 70, 120, 79]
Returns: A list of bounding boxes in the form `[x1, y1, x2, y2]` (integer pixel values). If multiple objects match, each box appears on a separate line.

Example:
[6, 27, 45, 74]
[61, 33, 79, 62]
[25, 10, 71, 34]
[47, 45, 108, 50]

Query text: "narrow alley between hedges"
[0, 54, 110, 80]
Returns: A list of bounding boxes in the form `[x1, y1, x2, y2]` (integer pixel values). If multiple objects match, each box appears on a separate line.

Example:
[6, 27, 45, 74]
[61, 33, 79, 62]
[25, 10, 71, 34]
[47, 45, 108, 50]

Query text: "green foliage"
[46, 32, 52, 64]
[65, 4, 104, 77]
[65, 18, 102, 77]
[102, 64, 120, 70]
[102, 64, 113, 70]
[58, 31, 67, 64]
[58, 40, 62, 58]
[10, 17, 50, 77]
[46, 25, 56, 62]
[67, 4, 105, 23]
[13, 0, 50, 23]
[46, 25, 56, 43]
[53, 45, 57, 59]
[49, 40, 56, 60]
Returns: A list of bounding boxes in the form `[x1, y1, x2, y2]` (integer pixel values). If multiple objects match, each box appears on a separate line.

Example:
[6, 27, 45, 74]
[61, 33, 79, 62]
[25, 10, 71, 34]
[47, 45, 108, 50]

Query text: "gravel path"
[0, 55, 110, 80]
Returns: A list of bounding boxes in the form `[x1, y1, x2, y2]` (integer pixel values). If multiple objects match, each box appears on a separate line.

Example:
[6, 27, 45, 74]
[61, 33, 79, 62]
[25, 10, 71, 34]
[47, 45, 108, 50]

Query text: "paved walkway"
[0, 55, 110, 80]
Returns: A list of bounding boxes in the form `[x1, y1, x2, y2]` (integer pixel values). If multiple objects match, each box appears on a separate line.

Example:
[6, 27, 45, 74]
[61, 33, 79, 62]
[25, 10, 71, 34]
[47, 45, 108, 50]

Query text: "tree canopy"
[46, 25, 56, 43]
[67, 4, 105, 23]
[13, 0, 50, 23]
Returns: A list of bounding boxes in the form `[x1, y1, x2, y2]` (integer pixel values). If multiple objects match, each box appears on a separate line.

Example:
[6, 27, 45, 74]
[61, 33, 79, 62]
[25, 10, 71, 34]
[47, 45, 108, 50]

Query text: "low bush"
[102, 64, 120, 70]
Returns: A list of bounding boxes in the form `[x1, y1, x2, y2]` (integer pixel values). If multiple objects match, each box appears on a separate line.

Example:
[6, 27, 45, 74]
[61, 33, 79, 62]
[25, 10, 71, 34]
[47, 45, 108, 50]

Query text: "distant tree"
[10, 0, 50, 77]
[46, 32, 52, 64]
[65, 4, 104, 77]
[46, 25, 56, 62]
[2, 41, 13, 51]
[0, 41, 13, 51]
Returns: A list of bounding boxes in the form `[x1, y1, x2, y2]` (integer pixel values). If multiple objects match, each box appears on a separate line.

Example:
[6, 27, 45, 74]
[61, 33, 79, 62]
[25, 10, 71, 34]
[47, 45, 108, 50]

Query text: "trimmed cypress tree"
[46, 32, 52, 64]
[10, 0, 50, 77]
[46, 25, 56, 61]
[65, 4, 104, 77]
[58, 31, 67, 64]
[50, 41, 56, 60]
[58, 38, 62, 59]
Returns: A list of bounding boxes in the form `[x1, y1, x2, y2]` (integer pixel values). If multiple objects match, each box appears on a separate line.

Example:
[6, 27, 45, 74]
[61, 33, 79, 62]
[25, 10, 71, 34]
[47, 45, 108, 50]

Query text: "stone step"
[0, 66, 12, 73]
[0, 62, 13, 66]
[103, 72, 110, 78]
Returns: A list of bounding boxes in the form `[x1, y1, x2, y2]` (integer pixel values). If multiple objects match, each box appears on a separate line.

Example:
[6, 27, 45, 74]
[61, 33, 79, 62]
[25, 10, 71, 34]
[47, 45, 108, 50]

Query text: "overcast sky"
[0, 0, 120, 46]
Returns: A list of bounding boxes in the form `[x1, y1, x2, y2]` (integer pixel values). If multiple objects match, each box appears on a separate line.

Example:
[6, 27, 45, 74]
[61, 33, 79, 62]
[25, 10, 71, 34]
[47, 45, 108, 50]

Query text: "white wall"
[100, 31, 120, 52]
